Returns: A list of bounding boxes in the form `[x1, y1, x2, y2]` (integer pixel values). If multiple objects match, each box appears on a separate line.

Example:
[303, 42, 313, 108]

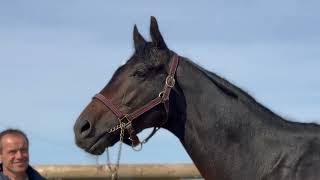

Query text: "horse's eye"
[133, 71, 145, 77]
[132, 68, 147, 78]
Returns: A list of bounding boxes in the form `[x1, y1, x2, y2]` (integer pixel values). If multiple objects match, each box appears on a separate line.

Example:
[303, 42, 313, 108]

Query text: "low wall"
[34, 164, 202, 180]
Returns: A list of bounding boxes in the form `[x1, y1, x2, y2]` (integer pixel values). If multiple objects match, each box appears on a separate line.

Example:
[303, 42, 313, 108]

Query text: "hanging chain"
[106, 118, 126, 180]
[105, 118, 161, 179]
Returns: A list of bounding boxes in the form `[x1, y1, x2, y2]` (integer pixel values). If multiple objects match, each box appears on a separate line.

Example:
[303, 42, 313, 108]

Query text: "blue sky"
[0, 1, 319, 165]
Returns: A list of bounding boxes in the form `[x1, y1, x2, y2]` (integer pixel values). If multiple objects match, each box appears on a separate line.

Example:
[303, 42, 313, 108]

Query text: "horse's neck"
[171, 59, 274, 139]
[167, 58, 320, 179]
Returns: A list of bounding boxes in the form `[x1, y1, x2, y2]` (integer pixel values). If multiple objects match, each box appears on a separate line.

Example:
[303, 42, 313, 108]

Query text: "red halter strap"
[93, 54, 179, 146]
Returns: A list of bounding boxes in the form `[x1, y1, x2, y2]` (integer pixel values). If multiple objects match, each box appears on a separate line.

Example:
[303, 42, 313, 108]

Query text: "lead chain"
[106, 119, 126, 180]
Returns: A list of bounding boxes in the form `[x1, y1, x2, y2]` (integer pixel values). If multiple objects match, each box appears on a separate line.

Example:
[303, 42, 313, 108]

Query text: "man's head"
[0, 129, 29, 175]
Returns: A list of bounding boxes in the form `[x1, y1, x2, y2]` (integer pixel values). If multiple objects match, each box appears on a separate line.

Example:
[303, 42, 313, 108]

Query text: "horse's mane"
[182, 57, 320, 132]
[183, 57, 284, 120]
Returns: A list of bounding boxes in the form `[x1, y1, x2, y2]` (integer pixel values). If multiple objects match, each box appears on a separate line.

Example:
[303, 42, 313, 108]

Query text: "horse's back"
[295, 138, 320, 180]
[262, 137, 320, 180]
[296, 160, 320, 180]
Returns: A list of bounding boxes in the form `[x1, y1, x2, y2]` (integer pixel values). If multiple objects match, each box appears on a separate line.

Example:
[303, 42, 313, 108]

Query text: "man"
[0, 129, 46, 180]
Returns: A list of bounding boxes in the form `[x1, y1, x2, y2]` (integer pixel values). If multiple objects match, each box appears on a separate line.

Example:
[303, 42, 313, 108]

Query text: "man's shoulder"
[0, 172, 10, 180]
[27, 166, 47, 180]
[0, 165, 9, 180]
[0, 164, 46, 180]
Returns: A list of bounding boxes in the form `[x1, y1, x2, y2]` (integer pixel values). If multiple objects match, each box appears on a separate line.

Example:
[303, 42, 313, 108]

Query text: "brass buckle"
[119, 114, 129, 124]
[165, 75, 175, 88]
[118, 114, 132, 129]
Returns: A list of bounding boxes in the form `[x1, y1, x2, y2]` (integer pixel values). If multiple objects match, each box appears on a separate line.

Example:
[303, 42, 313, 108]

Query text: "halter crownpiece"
[93, 53, 180, 146]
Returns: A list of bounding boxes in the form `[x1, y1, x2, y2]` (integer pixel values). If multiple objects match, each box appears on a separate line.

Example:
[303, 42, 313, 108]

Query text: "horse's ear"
[150, 16, 167, 49]
[133, 25, 146, 50]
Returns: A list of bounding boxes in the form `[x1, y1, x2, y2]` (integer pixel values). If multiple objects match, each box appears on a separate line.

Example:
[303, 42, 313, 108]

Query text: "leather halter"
[93, 54, 179, 146]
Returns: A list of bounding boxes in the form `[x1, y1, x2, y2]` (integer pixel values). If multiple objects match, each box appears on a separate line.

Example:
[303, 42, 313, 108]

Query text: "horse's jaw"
[76, 133, 120, 155]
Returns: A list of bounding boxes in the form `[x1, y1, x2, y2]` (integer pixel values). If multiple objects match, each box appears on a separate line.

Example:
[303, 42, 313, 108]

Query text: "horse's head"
[74, 17, 179, 155]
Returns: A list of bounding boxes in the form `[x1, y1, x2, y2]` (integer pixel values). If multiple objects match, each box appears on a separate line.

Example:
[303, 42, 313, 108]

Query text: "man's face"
[0, 134, 29, 174]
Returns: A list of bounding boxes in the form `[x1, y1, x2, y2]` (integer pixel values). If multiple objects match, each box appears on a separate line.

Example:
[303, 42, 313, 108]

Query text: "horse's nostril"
[80, 120, 92, 138]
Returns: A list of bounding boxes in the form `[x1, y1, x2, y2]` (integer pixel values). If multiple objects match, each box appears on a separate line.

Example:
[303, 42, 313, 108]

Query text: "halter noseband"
[93, 54, 179, 146]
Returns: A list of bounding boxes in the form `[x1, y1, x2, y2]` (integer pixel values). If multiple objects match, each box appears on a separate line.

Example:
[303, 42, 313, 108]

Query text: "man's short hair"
[0, 128, 29, 152]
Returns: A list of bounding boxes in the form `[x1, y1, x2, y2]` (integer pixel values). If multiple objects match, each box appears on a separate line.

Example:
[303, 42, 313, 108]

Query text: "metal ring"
[165, 76, 175, 88]
[158, 91, 164, 97]
[132, 142, 143, 151]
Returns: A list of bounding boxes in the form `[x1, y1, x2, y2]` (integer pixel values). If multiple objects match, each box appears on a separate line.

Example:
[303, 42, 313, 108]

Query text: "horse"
[74, 16, 320, 180]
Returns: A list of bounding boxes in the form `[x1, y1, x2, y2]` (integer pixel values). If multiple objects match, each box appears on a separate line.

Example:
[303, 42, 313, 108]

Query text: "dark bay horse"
[74, 17, 320, 180]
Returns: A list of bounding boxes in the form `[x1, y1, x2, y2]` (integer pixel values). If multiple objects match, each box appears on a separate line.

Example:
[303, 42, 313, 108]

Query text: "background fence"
[34, 164, 202, 180]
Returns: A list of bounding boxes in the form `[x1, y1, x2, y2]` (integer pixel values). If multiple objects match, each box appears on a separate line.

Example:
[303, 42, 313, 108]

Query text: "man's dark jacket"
[0, 164, 46, 180]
